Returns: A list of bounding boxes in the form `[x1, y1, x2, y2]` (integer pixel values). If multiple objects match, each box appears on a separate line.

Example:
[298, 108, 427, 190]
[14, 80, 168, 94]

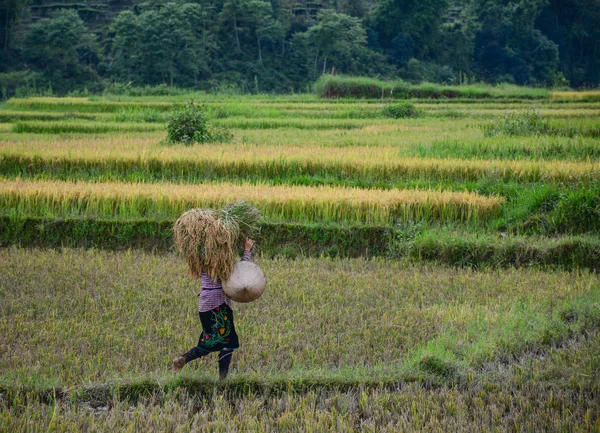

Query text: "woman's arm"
[242, 237, 254, 261]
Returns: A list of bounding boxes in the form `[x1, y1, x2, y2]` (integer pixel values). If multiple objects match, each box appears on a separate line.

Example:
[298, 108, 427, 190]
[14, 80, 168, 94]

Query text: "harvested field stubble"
[0, 248, 598, 389]
[3, 331, 600, 433]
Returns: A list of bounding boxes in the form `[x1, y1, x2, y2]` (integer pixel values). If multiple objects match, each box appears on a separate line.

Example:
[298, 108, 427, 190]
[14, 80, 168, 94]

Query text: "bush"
[166, 102, 233, 145]
[483, 110, 551, 137]
[381, 102, 421, 119]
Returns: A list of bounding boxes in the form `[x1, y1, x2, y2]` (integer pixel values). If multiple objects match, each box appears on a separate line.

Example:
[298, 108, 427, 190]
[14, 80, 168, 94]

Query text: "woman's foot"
[173, 356, 187, 373]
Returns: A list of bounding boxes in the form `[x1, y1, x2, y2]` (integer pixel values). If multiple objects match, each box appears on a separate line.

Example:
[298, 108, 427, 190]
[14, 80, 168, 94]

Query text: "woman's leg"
[218, 348, 234, 380]
[183, 346, 210, 362]
[173, 345, 210, 372]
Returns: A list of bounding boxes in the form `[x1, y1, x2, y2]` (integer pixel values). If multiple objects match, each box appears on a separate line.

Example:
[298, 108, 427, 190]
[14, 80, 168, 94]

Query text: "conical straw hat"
[223, 261, 267, 303]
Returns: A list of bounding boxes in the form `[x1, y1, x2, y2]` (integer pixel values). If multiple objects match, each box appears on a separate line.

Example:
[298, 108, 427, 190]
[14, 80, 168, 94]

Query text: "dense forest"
[0, 0, 599, 95]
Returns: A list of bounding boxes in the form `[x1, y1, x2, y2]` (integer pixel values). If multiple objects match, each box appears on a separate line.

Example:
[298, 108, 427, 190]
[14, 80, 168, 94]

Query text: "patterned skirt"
[197, 303, 240, 352]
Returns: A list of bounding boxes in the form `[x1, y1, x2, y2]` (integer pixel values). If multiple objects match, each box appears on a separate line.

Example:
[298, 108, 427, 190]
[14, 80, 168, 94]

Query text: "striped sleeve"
[242, 250, 252, 261]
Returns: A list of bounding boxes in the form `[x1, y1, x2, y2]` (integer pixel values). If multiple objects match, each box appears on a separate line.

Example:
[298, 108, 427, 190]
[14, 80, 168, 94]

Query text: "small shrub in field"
[166, 102, 233, 145]
[381, 102, 420, 119]
[483, 110, 551, 137]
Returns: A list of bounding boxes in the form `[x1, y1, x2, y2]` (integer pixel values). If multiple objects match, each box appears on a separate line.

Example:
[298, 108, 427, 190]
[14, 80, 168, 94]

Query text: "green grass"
[483, 111, 600, 138]
[12, 120, 164, 134]
[410, 136, 600, 161]
[314, 75, 550, 100]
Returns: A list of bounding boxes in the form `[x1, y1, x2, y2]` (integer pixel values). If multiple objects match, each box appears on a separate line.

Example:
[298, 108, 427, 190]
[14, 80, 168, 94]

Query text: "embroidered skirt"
[197, 303, 239, 352]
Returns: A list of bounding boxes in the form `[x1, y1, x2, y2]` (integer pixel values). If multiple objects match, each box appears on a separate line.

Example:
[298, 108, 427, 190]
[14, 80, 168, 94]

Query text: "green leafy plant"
[380, 101, 421, 119]
[166, 101, 233, 145]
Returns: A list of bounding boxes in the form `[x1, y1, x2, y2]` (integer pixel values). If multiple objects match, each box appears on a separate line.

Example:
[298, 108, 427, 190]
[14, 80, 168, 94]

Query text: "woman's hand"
[244, 237, 255, 252]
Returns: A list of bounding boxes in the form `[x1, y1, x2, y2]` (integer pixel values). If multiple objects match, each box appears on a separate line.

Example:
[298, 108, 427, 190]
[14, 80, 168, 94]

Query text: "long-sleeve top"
[198, 250, 252, 312]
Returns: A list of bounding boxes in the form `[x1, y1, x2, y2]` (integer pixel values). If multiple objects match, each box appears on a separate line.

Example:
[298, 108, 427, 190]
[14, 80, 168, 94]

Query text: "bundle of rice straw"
[174, 201, 261, 281]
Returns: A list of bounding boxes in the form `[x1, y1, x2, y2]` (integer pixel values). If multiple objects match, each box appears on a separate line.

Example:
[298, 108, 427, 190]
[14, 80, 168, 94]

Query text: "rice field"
[0, 178, 503, 223]
[2, 249, 599, 387]
[2, 138, 599, 183]
[1, 91, 599, 430]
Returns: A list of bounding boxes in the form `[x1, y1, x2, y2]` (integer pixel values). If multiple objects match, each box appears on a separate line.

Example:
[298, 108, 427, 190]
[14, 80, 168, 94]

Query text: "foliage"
[0, 71, 45, 100]
[301, 10, 368, 77]
[104, 83, 187, 97]
[166, 102, 233, 145]
[1, 0, 599, 92]
[373, 0, 450, 59]
[381, 102, 421, 118]
[18, 9, 102, 94]
[483, 110, 551, 137]
[472, 0, 560, 86]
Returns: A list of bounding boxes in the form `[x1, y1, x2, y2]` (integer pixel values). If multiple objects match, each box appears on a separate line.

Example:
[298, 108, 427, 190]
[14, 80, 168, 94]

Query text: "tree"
[219, 0, 283, 63]
[109, 10, 140, 83]
[1, 0, 27, 51]
[303, 10, 367, 75]
[219, 0, 244, 52]
[536, 0, 600, 87]
[472, 0, 559, 85]
[436, 23, 474, 78]
[19, 9, 101, 93]
[134, 3, 203, 86]
[337, 0, 367, 19]
[372, 0, 449, 58]
[244, 0, 284, 64]
[0, 0, 30, 70]
[181, 2, 218, 83]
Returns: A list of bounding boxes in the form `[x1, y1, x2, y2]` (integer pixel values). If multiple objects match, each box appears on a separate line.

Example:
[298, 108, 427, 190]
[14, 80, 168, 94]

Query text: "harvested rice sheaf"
[173, 201, 261, 281]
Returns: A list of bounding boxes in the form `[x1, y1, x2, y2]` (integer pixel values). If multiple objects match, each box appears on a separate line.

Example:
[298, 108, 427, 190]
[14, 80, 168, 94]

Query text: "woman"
[173, 237, 254, 380]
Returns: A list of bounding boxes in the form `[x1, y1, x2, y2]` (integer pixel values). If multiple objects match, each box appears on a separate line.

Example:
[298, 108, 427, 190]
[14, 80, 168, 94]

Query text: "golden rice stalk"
[173, 208, 237, 282]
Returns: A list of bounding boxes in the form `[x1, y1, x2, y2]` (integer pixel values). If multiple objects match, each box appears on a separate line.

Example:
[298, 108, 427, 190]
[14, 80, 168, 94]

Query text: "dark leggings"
[183, 346, 234, 378]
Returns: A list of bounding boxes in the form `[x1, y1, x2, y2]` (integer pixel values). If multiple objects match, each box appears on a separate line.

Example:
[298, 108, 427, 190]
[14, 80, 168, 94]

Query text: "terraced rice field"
[1, 92, 599, 431]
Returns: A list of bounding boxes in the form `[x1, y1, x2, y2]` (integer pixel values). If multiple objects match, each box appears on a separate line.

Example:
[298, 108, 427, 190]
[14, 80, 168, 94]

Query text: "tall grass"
[0, 179, 504, 223]
[0, 111, 98, 122]
[213, 117, 374, 130]
[314, 75, 549, 100]
[4, 364, 600, 432]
